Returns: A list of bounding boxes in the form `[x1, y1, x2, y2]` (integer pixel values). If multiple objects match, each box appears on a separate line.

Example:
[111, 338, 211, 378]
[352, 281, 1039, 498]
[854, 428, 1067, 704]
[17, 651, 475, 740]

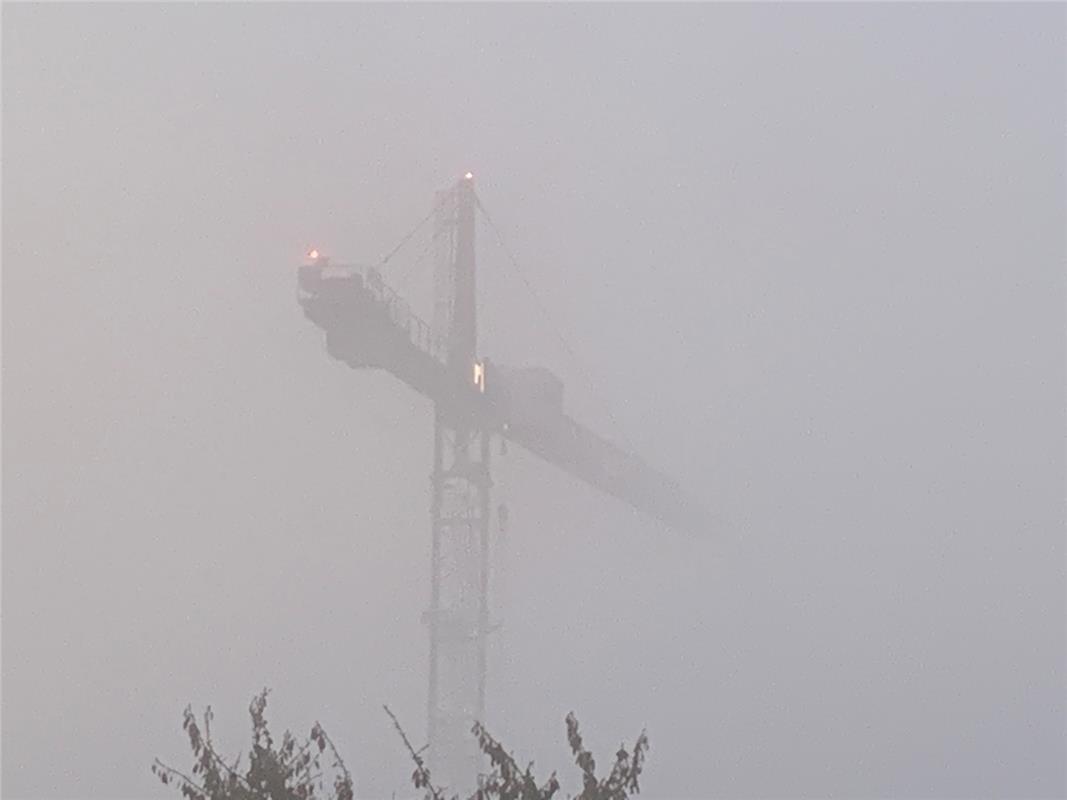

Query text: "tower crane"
[297, 174, 708, 794]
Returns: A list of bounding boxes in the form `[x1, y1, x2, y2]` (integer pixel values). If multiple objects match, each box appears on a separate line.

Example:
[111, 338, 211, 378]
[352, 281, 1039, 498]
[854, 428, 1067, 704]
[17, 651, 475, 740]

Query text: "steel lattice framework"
[297, 175, 707, 795]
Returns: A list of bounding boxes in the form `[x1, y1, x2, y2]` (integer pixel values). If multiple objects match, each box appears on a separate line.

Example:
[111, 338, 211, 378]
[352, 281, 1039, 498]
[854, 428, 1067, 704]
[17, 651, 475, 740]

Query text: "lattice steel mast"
[426, 175, 492, 791]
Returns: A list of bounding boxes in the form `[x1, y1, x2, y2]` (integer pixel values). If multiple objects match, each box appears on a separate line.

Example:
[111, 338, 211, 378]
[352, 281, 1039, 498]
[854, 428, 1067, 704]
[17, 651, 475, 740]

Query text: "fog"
[3, 4, 1064, 799]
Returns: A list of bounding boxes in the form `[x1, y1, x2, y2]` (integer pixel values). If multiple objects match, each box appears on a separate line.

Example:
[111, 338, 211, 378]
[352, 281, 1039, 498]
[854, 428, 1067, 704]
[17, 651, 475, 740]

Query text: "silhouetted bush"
[154, 690, 648, 800]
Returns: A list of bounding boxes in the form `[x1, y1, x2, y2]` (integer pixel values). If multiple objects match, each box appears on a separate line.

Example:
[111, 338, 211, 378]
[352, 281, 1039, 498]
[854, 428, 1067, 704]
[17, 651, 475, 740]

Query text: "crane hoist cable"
[397, 224, 451, 295]
[377, 206, 437, 270]
[474, 192, 638, 456]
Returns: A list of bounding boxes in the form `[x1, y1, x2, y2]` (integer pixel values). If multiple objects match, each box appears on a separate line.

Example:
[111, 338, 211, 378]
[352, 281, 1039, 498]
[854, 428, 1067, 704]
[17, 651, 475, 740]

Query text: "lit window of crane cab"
[306, 248, 329, 266]
[473, 361, 486, 393]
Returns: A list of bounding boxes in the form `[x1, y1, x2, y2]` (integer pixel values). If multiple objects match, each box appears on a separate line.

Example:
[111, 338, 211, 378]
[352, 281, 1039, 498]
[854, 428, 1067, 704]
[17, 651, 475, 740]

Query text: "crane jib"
[298, 260, 708, 536]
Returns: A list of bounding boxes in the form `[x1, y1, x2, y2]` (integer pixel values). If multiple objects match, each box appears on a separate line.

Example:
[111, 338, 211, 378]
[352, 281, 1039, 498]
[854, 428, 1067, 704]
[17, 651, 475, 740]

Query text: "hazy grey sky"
[3, 4, 1064, 799]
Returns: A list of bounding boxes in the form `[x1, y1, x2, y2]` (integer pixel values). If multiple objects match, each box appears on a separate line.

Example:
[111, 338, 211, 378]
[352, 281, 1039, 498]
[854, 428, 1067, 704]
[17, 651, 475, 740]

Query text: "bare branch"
[152, 758, 209, 800]
[384, 705, 445, 800]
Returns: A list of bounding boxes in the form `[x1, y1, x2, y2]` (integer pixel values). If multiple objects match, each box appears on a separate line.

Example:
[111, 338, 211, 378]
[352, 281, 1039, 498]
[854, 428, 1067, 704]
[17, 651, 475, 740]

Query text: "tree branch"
[152, 758, 209, 800]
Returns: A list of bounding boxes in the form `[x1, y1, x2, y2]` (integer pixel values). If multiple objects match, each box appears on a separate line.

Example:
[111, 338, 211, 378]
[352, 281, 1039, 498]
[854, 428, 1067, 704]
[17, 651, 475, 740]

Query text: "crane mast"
[427, 176, 490, 791]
